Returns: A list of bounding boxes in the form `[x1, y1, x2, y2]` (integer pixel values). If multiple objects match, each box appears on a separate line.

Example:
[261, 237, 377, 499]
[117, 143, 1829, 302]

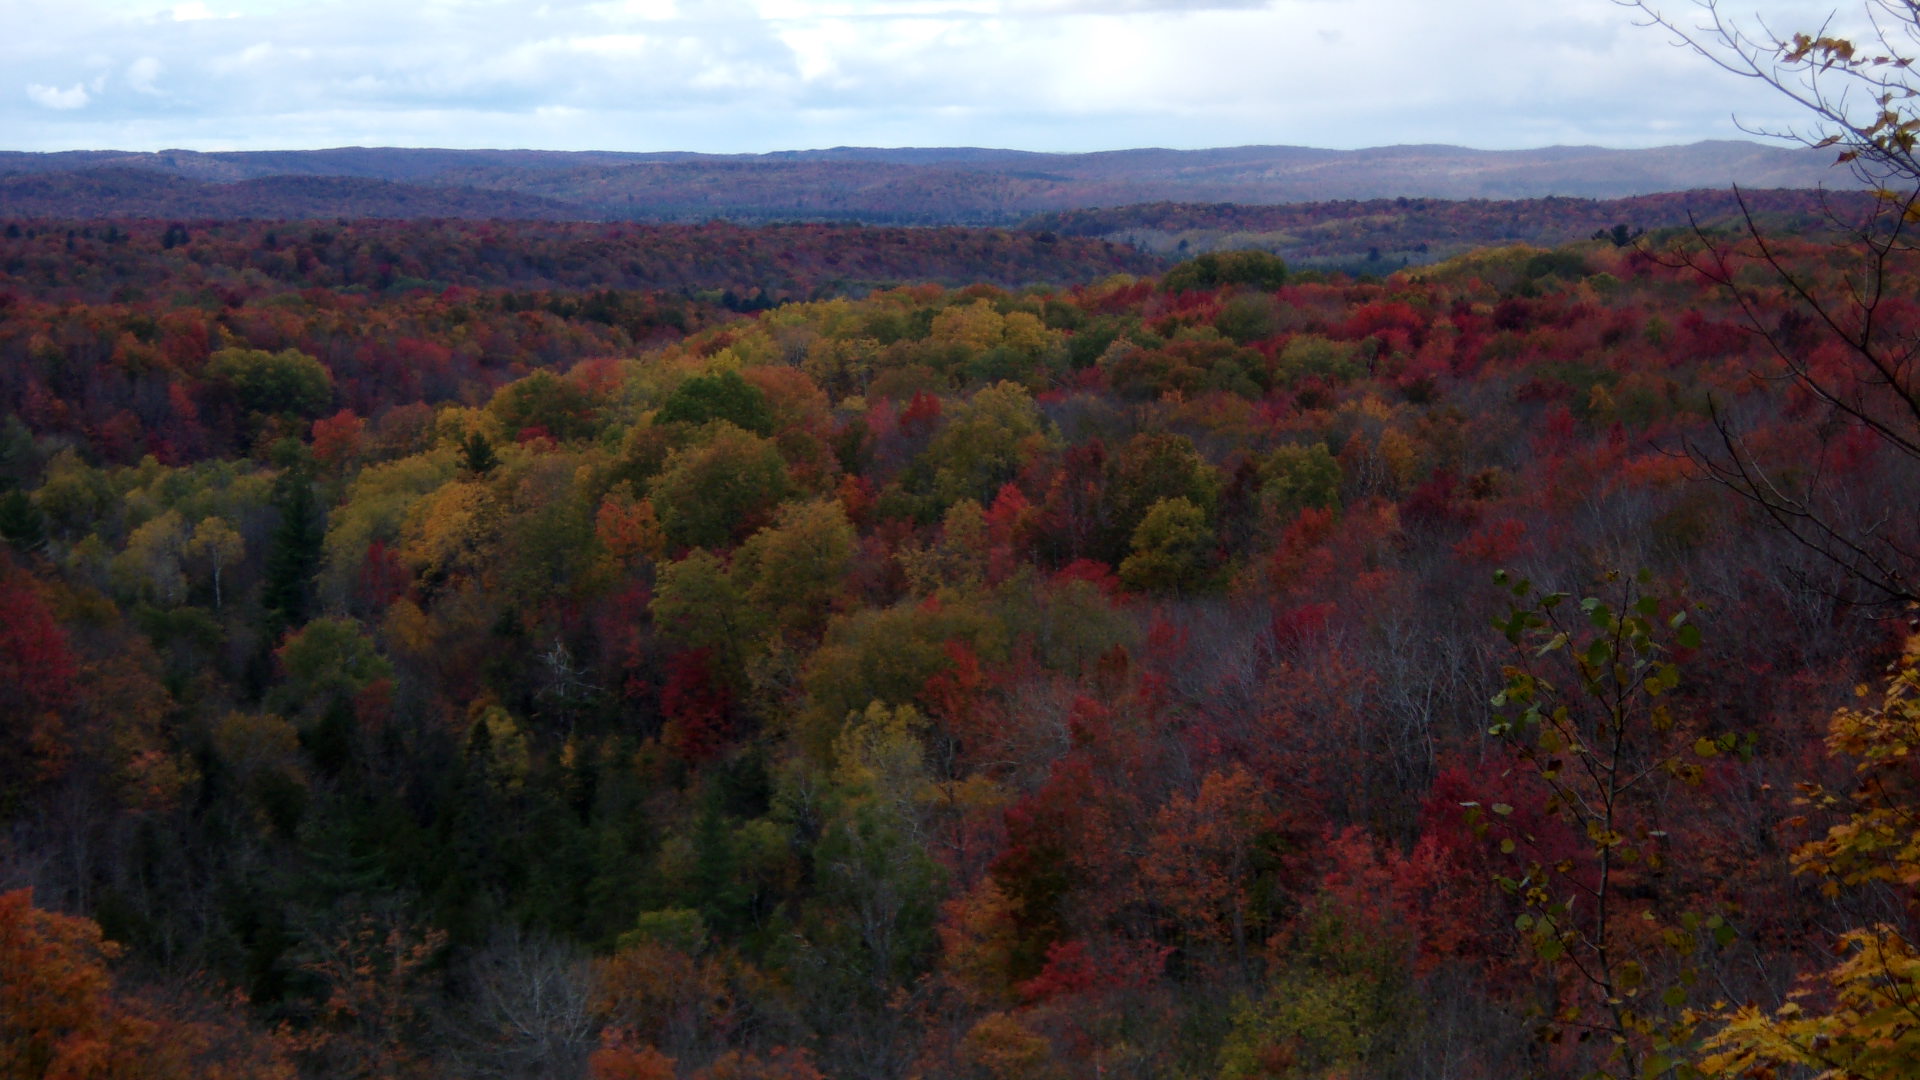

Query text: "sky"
[3, 0, 1851, 155]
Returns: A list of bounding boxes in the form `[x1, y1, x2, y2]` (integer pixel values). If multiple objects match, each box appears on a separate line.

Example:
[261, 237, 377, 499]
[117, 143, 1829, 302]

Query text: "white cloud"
[1006, 0, 1272, 13]
[756, 0, 993, 17]
[566, 33, 654, 57]
[588, 0, 679, 18]
[26, 82, 91, 109]
[127, 56, 164, 93]
[209, 42, 283, 74]
[0, 0, 1846, 153]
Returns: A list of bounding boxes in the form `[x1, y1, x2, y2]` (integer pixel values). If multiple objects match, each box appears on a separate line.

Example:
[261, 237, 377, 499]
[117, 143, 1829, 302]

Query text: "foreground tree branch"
[1622, 2, 1920, 609]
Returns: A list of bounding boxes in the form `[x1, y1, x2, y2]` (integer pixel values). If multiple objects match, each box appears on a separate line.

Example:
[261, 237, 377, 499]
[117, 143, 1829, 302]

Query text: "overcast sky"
[4, 0, 1847, 154]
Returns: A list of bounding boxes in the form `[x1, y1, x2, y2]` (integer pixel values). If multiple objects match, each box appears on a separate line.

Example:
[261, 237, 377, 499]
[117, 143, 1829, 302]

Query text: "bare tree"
[439, 924, 597, 1080]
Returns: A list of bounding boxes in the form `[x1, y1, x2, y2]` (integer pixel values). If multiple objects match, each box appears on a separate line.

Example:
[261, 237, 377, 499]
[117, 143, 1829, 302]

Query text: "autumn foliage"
[0, 208, 1915, 1079]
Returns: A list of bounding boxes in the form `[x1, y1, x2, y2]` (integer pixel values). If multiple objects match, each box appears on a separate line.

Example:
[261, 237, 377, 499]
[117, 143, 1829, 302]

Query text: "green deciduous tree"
[801, 598, 1001, 758]
[652, 549, 764, 677]
[779, 701, 944, 1048]
[1102, 431, 1220, 559]
[923, 382, 1048, 507]
[732, 499, 856, 637]
[1118, 496, 1217, 595]
[1162, 249, 1288, 293]
[650, 423, 793, 551]
[490, 370, 598, 442]
[273, 616, 393, 720]
[1259, 443, 1342, 523]
[657, 369, 775, 435]
[206, 347, 333, 418]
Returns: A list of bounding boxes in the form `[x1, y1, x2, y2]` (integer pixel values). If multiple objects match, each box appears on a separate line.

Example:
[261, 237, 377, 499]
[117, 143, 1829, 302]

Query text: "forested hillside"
[0, 216, 1915, 1080]
[1024, 188, 1881, 270]
[0, 218, 1158, 305]
[0, 141, 1860, 225]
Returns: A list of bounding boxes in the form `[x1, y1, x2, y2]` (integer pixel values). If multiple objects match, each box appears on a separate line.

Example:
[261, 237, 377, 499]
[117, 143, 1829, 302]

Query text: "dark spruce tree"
[263, 455, 324, 631]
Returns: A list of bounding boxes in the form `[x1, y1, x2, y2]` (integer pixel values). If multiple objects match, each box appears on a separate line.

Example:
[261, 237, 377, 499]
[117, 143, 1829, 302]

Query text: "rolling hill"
[0, 140, 1864, 224]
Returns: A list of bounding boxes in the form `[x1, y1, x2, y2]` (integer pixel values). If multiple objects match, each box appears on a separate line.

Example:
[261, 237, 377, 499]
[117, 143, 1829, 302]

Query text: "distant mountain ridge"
[0, 168, 582, 220]
[1025, 188, 1882, 272]
[0, 141, 1864, 224]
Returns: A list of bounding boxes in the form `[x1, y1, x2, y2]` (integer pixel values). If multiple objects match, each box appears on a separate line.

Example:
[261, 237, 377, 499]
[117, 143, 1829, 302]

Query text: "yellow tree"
[1697, 632, 1920, 1080]
[187, 516, 245, 610]
[113, 510, 190, 606]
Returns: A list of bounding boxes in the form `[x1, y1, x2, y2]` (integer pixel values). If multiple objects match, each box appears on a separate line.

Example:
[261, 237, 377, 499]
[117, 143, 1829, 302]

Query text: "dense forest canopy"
[0, 203, 1917, 1080]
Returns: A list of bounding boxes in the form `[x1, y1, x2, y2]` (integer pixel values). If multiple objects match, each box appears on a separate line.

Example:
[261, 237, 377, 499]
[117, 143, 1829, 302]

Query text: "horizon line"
[0, 137, 1800, 159]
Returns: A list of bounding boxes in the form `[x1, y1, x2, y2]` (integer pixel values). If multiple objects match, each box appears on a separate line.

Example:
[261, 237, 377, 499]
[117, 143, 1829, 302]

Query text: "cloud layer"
[3, 0, 1836, 153]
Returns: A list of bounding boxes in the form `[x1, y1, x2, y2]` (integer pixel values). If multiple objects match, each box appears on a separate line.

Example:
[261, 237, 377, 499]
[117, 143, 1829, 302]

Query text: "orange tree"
[0, 888, 294, 1080]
